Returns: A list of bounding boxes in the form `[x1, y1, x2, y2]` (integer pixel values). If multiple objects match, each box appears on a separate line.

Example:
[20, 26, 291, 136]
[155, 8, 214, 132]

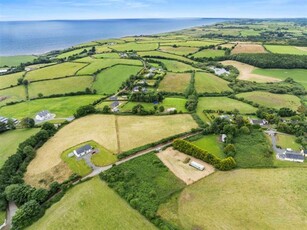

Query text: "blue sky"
[0, 0, 306, 21]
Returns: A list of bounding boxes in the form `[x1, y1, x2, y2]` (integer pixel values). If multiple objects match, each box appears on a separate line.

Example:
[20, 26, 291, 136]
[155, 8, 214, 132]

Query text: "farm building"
[73, 144, 92, 158]
[35, 110, 52, 121]
[0, 116, 19, 125]
[189, 161, 205, 171]
[249, 118, 268, 126]
[111, 101, 120, 112]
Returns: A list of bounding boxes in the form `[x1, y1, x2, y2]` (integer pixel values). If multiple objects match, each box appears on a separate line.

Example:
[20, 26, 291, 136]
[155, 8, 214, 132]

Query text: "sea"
[0, 18, 226, 56]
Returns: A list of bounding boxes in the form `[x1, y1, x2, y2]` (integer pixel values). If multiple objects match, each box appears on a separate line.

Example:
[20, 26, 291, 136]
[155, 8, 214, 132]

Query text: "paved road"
[3, 202, 17, 230]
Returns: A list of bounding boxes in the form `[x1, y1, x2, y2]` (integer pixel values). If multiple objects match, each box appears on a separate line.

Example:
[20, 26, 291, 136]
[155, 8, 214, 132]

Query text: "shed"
[189, 161, 205, 171]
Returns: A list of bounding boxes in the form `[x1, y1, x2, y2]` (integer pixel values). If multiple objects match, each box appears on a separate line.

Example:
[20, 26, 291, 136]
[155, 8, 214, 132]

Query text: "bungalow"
[111, 101, 120, 112]
[35, 110, 52, 121]
[73, 144, 92, 158]
[282, 149, 304, 163]
[144, 72, 155, 78]
[249, 118, 268, 126]
[189, 161, 205, 171]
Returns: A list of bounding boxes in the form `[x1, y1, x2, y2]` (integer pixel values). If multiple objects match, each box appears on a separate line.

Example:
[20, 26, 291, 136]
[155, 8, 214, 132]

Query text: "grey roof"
[110, 96, 118, 101]
[75, 145, 92, 155]
[37, 110, 50, 117]
[251, 119, 265, 125]
[111, 101, 119, 108]
[285, 153, 304, 160]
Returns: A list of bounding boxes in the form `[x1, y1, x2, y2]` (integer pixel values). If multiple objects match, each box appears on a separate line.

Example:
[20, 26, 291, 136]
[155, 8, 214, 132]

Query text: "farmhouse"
[249, 118, 268, 126]
[111, 101, 120, 112]
[35, 110, 52, 121]
[73, 144, 92, 158]
[0, 116, 19, 125]
[280, 148, 304, 163]
[189, 161, 205, 171]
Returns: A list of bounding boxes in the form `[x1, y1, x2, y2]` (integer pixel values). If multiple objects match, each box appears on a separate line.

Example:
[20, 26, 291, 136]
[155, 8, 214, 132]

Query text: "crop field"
[138, 51, 193, 63]
[151, 58, 198, 72]
[28, 75, 93, 98]
[158, 168, 307, 230]
[276, 133, 301, 151]
[231, 43, 267, 54]
[0, 86, 26, 106]
[110, 42, 159, 51]
[57, 48, 90, 59]
[192, 135, 225, 159]
[158, 72, 191, 93]
[77, 59, 142, 75]
[0, 128, 39, 167]
[221, 60, 282, 82]
[93, 65, 142, 94]
[252, 68, 307, 89]
[25, 114, 197, 186]
[0, 95, 101, 119]
[264, 45, 307, 55]
[0, 71, 24, 89]
[159, 46, 199, 55]
[236, 91, 301, 110]
[25, 62, 87, 81]
[195, 72, 232, 93]
[29, 177, 156, 230]
[191, 49, 225, 58]
[0, 55, 36, 67]
[197, 97, 257, 114]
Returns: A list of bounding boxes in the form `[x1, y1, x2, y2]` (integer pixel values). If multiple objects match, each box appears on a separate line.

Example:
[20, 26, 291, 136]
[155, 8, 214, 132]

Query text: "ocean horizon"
[0, 18, 226, 56]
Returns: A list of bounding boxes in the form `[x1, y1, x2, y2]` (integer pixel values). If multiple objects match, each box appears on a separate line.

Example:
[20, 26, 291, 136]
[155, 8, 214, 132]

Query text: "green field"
[110, 42, 158, 51]
[158, 168, 307, 229]
[90, 141, 117, 167]
[93, 53, 119, 58]
[28, 75, 93, 98]
[195, 72, 232, 93]
[0, 128, 39, 167]
[138, 51, 193, 63]
[191, 49, 225, 58]
[93, 65, 142, 94]
[276, 133, 301, 151]
[77, 58, 142, 75]
[26, 62, 87, 81]
[73, 41, 99, 48]
[0, 71, 25, 89]
[0, 55, 36, 67]
[159, 46, 199, 55]
[0, 86, 26, 106]
[158, 72, 191, 93]
[29, 177, 156, 230]
[252, 68, 307, 89]
[151, 58, 198, 72]
[57, 48, 90, 59]
[162, 40, 223, 47]
[265, 45, 307, 55]
[0, 95, 102, 119]
[192, 135, 225, 158]
[236, 91, 301, 110]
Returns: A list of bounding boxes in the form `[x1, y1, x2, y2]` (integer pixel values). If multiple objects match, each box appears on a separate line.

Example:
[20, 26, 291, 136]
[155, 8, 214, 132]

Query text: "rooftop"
[75, 145, 92, 155]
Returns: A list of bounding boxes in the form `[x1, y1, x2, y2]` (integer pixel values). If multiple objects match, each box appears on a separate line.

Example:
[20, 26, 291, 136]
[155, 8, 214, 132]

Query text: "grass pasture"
[265, 45, 307, 55]
[138, 51, 193, 63]
[192, 135, 225, 158]
[57, 48, 90, 59]
[29, 177, 156, 230]
[191, 49, 225, 58]
[0, 71, 25, 89]
[93, 65, 142, 94]
[162, 40, 223, 47]
[159, 46, 199, 55]
[158, 72, 191, 93]
[158, 168, 307, 230]
[110, 42, 158, 51]
[0, 86, 26, 106]
[232, 43, 267, 54]
[0, 55, 36, 67]
[195, 72, 232, 93]
[0, 128, 39, 167]
[151, 59, 198, 72]
[26, 62, 87, 81]
[28, 75, 93, 98]
[236, 91, 301, 110]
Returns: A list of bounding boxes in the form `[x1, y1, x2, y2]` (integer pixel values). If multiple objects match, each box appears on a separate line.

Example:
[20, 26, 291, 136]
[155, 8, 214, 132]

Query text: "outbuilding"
[189, 161, 205, 171]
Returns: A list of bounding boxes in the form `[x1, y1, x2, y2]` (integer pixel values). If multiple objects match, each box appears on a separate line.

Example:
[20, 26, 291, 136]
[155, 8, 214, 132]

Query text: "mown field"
[158, 72, 191, 93]
[192, 135, 225, 159]
[93, 65, 142, 94]
[191, 49, 225, 58]
[231, 43, 267, 54]
[0, 128, 39, 167]
[0, 86, 26, 106]
[159, 46, 199, 55]
[236, 91, 301, 110]
[195, 72, 232, 93]
[162, 40, 223, 47]
[29, 177, 156, 230]
[0, 55, 36, 67]
[158, 168, 307, 229]
[25, 62, 87, 81]
[28, 75, 93, 98]
[0, 95, 102, 119]
[138, 51, 193, 63]
[57, 48, 90, 59]
[264, 45, 307, 55]
[0, 71, 24, 89]
[151, 59, 198, 72]
[110, 42, 159, 51]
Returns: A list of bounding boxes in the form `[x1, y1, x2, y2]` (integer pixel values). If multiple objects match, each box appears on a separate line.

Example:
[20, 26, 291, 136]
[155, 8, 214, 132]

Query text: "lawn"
[252, 68, 307, 89]
[0, 95, 102, 119]
[93, 65, 142, 94]
[77, 59, 142, 75]
[159, 46, 199, 56]
[0, 128, 39, 167]
[265, 45, 307, 55]
[191, 49, 225, 58]
[195, 72, 232, 93]
[158, 168, 307, 229]
[236, 91, 302, 110]
[90, 141, 117, 167]
[0, 71, 25, 89]
[151, 59, 198, 72]
[0, 86, 26, 106]
[28, 75, 93, 98]
[0, 211, 5, 225]
[29, 177, 156, 230]
[158, 72, 191, 93]
[276, 133, 301, 151]
[110, 42, 159, 51]
[25, 62, 87, 81]
[0, 55, 36, 67]
[192, 135, 225, 159]
[138, 51, 193, 63]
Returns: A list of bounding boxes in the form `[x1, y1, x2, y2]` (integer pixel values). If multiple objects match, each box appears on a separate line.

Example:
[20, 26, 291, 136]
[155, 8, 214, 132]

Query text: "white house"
[249, 118, 268, 126]
[189, 161, 205, 171]
[282, 149, 304, 163]
[35, 110, 52, 121]
[73, 144, 92, 158]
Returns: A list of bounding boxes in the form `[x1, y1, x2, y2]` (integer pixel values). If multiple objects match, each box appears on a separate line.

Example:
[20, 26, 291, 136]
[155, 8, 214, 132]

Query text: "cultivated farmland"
[195, 72, 232, 93]
[191, 49, 225, 58]
[158, 72, 191, 93]
[231, 43, 267, 54]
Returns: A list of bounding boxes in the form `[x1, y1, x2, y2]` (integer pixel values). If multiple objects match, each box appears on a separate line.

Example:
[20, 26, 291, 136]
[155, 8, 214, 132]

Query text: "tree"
[278, 107, 296, 117]
[74, 105, 96, 118]
[0, 121, 7, 132]
[22, 146, 35, 159]
[240, 126, 250, 134]
[5, 184, 35, 206]
[23, 79, 29, 86]
[20, 117, 35, 128]
[132, 104, 145, 114]
[6, 119, 16, 130]
[31, 188, 48, 204]
[41, 122, 56, 136]
[224, 144, 236, 157]
[38, 93, 43, 98]
[159, 106, 165, 113]
[35, 130, 49, 142]
[102, 105, 111, 114]
[17, 78, 23, 85]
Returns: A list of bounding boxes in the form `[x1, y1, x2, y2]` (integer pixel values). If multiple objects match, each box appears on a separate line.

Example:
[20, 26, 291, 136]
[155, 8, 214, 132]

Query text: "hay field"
[232, 43, 267, 54]
[158, 72, 191, 93]
[191, 49, 225, 58]
[158, 168, 307, 230]
[195, 72, 232, 93]
[0, 86, 26, 106]
[151, 59, 198, 72]
[29, 177, 156, 230]
[159, 46, 199, 55]
[0, 71, 24, 89]
[265, 45, 307, 55]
